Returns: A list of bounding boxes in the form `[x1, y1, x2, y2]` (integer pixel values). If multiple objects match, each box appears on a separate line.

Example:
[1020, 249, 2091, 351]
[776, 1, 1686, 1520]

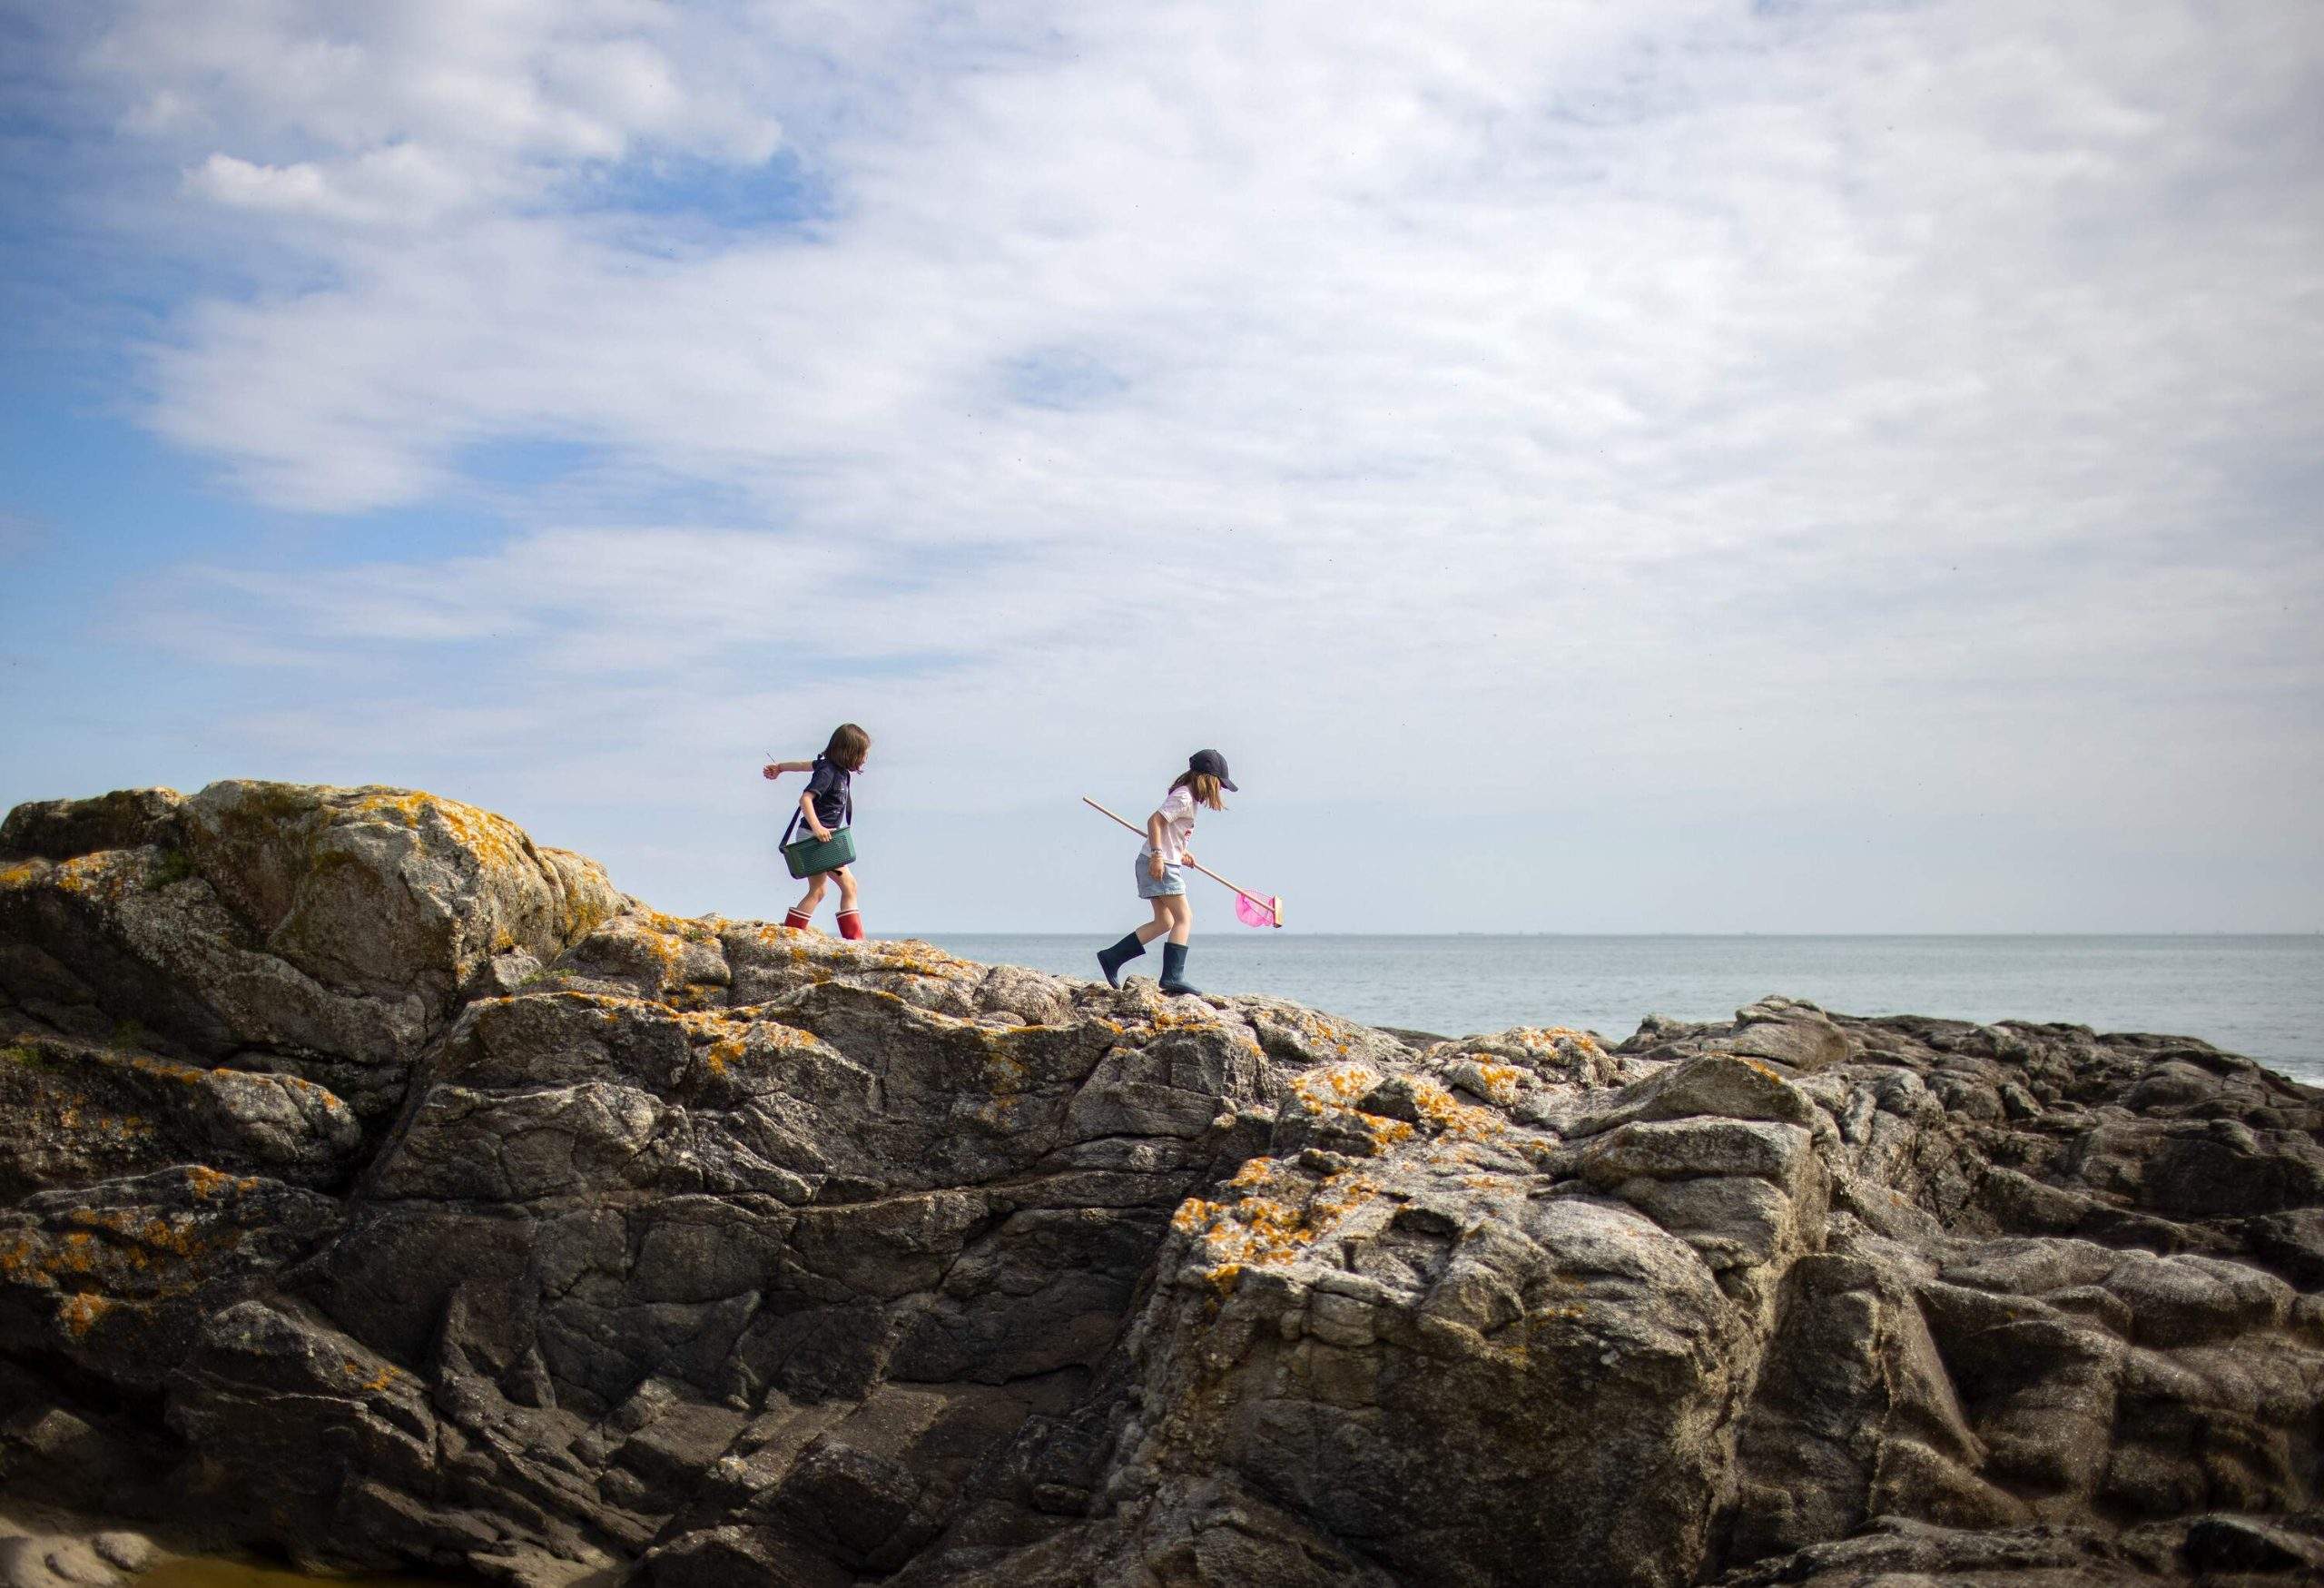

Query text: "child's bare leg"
[1164, 895, 1193, 946]
[789, 874, 828, 925]
[1135, 897, 1174, 944]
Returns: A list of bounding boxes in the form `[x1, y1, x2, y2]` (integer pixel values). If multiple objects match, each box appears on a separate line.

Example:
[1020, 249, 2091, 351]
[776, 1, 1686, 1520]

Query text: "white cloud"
[29, 0, 2324, 926]
[184, 143, 488, 227]
[183, 153, 332, 213]
[100, 0, 784, 232]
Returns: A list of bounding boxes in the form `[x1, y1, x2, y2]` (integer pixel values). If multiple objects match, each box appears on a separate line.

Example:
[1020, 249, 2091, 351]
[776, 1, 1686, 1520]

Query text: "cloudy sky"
[2, 0, 2319, 933]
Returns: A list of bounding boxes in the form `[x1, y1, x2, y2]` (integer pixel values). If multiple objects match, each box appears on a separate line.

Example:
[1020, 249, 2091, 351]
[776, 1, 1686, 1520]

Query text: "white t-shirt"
[1140, 785, 1196, 863]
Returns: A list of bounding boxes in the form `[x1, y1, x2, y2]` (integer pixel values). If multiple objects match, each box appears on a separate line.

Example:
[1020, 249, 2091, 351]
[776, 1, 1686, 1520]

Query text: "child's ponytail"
[1169, 770, 1226, 811]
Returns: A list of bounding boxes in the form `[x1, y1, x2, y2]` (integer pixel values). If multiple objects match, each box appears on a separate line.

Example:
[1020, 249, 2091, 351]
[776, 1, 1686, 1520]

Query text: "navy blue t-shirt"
[801, 755, 852, 831]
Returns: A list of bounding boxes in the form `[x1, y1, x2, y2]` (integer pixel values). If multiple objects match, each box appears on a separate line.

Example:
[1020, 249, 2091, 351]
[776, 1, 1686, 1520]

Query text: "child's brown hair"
[825, 723, 872, 772]
[1169, 770, 1226, 811]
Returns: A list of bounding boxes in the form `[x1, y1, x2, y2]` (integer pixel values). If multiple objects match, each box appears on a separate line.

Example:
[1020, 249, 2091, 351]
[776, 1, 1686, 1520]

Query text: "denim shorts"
[1136, 853, 1187, 899]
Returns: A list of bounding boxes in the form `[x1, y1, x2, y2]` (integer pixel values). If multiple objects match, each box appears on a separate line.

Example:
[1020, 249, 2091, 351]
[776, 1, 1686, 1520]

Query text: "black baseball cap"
[1188, 749, 1237, 791]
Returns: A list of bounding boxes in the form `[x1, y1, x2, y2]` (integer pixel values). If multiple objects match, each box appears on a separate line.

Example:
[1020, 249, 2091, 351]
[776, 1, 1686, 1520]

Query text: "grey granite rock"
[3, 784, 2321, 1586]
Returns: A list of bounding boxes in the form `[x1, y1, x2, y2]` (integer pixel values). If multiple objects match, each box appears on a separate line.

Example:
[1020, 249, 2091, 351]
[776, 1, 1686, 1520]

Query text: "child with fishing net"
[1095, 749, 1240, 995]
[763, 724, 870, 939]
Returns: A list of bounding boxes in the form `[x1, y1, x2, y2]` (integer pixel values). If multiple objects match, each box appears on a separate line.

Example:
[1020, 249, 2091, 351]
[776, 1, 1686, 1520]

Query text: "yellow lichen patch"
[1175, 1163, 1402, 1288]
[340, 1356, 401, 1393]
[127, 1055, 208, 1086]
[1263, 1006, 1366, 1056]
[0, 860, 44, 890]
[0, 1198, 234, 1311]
[632, 908, 717, 947]
[348, 790, 530, 876]
[1508, 1026, 1607, 1059]
[1172, 1196, 1219, 1233]
[1284, 1063, 1419, 1151]
[1149, 1007, 1227, 1036]
[1462, 1062, 1525, 1107]
[1297, 1063, 1380, 1105]
[58, 1291, 113, 1339]
[1408, 1077, 1502, 1139]
[673, 1005, 749, 1053]
[0, 1233, 41, 1281]
[42, 853, 135, 904]
[1226, 1157, 1279, 1190]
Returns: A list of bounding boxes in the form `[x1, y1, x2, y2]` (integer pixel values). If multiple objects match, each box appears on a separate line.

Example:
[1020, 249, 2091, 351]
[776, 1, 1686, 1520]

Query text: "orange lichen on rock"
[0, 1232, 40, 1280]
[672, 1009, 757, 1075]
[341, 1356, 400, 1394]
[1510, 1026, 1606, 1058]
[350, 789, 532, 876]
[0, 1192, 241, 1327]
[1226, 1157, 1280, 1191]
[1409, 1077, 1502, 1139]
[1175, 1159, 1399, 1288]
[1286, 1064, 1419, 1150]
[127, 1054, 208, 1086]
[1299, 1063, 1380, 1105]
[59, 1291, 113, 1338]
[633, 908, 717, 946]
[39, 853, 135, 903]
[1460, 1062, 1526, 1107]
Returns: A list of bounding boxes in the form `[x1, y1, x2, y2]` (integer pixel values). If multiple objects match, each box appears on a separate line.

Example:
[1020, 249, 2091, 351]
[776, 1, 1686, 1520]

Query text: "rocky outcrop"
[2, 783, 2320, 1587]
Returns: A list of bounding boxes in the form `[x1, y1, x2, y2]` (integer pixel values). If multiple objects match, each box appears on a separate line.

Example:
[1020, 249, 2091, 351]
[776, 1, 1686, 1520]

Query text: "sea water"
[913, 933, 2324, 1085]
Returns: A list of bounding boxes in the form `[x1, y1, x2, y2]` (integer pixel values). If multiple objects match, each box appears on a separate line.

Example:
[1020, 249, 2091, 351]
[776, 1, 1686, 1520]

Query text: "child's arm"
[800, 790, 833, 842]
[1147, 810, 1169, 878]
[762, 758, 812, 780]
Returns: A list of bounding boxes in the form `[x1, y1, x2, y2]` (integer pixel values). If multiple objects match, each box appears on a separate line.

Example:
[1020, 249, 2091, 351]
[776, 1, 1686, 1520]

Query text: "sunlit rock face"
[3, 783, 2322, 1588]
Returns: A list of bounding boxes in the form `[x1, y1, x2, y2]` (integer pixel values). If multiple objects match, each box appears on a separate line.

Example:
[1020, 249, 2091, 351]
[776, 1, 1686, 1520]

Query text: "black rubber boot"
[1097, 932, 1146, 989]
[1159, 942, 1200, 996]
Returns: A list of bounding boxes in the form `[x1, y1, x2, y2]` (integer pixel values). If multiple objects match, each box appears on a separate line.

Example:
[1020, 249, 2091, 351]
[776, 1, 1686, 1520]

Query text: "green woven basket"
[783, 826, 856, 879]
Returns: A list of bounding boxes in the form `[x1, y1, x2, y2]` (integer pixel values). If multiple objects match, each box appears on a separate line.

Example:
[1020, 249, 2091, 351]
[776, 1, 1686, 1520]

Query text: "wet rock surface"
[2, 783, 2321, 1586]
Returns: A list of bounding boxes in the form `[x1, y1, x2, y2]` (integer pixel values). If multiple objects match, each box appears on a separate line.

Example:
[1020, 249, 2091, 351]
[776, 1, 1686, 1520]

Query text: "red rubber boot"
[783, 908, 812, 931]
[837, 910, 864, 941]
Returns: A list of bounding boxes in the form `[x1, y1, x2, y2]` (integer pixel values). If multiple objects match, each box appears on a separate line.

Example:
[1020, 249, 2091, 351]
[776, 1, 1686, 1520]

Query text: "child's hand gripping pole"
[1081, 796, 1285, 929]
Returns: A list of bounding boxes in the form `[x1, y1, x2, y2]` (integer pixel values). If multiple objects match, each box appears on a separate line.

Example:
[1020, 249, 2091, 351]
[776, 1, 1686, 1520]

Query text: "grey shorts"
[1136, 853, 1187, 899]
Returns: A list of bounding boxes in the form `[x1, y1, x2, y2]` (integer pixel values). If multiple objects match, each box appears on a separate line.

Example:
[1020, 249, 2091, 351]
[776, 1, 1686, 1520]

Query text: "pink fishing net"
[1234, 893, 1278, 928]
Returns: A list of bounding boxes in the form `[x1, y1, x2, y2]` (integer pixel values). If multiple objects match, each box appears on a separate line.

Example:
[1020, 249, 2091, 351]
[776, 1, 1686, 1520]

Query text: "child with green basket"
[763, 724, 870, 939]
